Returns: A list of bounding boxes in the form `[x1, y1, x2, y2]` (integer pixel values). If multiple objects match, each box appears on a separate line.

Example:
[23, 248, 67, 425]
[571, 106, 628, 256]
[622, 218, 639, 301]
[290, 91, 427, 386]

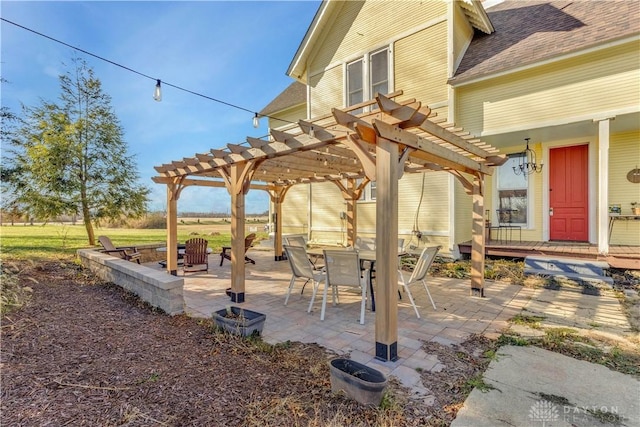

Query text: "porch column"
[596, 118, 612, 255]
[375, 136, 399, 362]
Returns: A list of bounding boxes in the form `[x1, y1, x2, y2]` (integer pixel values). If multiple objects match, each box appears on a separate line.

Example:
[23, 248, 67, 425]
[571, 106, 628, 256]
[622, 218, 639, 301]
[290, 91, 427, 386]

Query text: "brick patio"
[144, 247, 633, 398]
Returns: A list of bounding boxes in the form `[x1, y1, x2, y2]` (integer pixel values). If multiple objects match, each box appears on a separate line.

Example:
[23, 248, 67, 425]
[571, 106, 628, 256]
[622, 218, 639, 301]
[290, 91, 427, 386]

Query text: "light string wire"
[0, 17, 298, 126]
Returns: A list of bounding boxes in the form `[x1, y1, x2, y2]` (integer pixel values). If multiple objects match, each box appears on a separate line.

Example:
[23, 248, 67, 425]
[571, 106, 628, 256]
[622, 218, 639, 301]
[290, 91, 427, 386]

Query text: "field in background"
[0, 220, 269, 259]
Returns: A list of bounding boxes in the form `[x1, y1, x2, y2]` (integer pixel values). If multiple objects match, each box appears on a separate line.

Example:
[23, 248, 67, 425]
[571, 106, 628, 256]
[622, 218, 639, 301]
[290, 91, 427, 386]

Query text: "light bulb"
[309, 126, 315, 138]
[253, 113, 259, 128]
[153, 79, 162, 102]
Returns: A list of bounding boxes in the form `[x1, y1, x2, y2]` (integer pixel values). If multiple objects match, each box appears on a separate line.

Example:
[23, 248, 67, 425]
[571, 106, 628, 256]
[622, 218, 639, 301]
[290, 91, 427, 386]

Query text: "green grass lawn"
[0, 223, 268, 260]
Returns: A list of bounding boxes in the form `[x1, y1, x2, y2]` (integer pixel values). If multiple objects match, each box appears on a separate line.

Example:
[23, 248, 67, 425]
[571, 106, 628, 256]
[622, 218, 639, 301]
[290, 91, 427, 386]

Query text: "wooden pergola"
[152, 91, 505, 361]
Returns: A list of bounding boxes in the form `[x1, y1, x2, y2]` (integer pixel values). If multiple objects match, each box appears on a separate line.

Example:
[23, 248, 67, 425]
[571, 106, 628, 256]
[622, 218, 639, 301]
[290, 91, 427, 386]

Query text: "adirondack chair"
[220, 233, 256, 266]
[98, 236, 142, 264]
[183, 237, 209, 274]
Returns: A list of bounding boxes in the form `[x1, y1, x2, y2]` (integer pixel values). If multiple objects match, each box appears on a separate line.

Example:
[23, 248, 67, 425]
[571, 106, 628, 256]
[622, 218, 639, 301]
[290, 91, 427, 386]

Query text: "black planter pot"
[211, 306, 266, 337]
[329, 358, 388, 406]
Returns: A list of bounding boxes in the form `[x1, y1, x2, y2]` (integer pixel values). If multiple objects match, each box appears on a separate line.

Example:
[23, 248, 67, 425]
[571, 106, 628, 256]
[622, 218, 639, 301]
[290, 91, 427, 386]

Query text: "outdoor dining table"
[306, 247, 406, 312]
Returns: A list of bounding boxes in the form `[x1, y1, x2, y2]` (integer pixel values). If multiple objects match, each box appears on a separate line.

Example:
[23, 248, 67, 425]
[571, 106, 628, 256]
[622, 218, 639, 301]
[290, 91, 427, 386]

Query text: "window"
[347, 59, 363, 108]
[370, 49, 388, 99]
[496, 154, 528, 225]
[356, 179, 376, 202]
[346, 47, 390, 113]
[369, 181, 376, 200]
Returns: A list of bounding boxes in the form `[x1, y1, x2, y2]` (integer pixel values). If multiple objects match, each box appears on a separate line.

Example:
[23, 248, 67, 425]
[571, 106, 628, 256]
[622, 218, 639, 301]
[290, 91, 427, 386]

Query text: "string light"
[309, 126, 315, 138]
[153, 79, 162, 102]
[1, 17, 299, 129]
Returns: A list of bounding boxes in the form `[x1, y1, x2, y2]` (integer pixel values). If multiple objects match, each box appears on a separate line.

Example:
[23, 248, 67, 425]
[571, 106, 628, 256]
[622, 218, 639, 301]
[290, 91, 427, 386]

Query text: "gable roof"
[450, 0, 640, 85]
[288, 0, 495, 82]
[259, 81, 306, 117]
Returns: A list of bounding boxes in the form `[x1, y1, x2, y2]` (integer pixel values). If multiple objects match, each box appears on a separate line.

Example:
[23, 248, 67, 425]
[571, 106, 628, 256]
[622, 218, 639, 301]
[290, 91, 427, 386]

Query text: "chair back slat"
[284, 235, 306, 247]
[408, 246, 439, 283]
[244, 233, 257, 251]
[284, 245, 315, 278]
[98, 236, 117, 251]
[324, 250, 361, 287]
[184, 238, 208, 265]
[355, 237, 376, 251]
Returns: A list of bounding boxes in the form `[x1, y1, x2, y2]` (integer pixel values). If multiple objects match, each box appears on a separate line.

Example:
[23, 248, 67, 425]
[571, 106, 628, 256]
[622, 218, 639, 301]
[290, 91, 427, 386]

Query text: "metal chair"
[285, 234, 323, 272]
[495, 209, 522, 243]
[183, 238, 209, 274]
[354, 236, 376, 251]
[283, 245, 326, 307]
[398, 246, 440, 318]
[318, 249, 368, 324]
[284, 235, 307, 247]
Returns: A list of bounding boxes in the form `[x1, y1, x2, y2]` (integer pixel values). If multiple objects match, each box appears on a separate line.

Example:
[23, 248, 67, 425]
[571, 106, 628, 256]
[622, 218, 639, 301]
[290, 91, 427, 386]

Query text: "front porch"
[458, 240, 640, 270]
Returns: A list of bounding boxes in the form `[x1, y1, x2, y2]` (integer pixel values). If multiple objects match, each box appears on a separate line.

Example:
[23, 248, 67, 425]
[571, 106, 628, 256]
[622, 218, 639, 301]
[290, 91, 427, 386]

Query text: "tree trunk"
[81, 199, 95, 246]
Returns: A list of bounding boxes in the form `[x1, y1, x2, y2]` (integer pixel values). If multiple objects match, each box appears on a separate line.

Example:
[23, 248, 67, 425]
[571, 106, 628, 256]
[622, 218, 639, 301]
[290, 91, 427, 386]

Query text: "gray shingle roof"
[259, 81, 306, 116]
[450, 0, 640, 85]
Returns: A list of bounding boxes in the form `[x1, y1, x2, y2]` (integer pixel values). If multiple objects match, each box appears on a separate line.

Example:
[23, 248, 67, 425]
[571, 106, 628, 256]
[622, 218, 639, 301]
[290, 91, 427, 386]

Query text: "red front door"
[549, 144, 589, 241]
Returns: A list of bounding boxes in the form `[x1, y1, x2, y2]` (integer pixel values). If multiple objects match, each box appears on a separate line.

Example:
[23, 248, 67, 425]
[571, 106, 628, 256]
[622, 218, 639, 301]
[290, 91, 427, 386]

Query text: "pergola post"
[165, 179, 185, 276]
[470, 175, 485, 296]
[374, 136, 399, 362]
[221, 161, 259, 303]
[332, 177, 368, 247]
[268, 186, 290, 261]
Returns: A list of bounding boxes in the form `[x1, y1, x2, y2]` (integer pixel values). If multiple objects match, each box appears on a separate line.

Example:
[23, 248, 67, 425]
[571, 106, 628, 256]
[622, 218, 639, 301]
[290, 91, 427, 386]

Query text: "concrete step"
[524, 255, 614, 285]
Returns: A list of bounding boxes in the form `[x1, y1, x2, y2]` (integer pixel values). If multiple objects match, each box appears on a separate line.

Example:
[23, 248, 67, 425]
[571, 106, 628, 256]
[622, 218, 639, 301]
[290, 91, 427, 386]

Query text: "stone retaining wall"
[77, 249, 184, 315]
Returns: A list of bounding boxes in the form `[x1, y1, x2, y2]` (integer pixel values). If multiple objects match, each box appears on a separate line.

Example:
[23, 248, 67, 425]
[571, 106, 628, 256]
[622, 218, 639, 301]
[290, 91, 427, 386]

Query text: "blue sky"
[1, 1, 320, 214]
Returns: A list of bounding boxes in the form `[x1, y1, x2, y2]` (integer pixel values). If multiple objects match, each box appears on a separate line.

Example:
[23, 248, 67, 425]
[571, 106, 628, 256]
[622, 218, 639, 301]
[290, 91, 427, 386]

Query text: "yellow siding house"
[260, 0, 640, 258]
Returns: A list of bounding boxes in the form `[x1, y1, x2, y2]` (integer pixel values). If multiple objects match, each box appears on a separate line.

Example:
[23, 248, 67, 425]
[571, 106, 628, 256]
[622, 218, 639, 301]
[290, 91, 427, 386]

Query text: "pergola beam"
[152, 91, 504, 362]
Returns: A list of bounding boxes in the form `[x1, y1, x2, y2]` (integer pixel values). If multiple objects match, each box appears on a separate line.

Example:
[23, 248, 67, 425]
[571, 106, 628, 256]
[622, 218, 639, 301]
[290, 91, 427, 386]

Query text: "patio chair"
[354, 236, 376, 251]
[283, 245, 326, 306]
[317, 249, 368, 324]
[183, 238, 209, 274]
[285, 235, 323, 272]
[98, 236, 142, 264]
[284, 235, 307, 247]
[398, 246, 440, 318]
[220, 233, 256, 266]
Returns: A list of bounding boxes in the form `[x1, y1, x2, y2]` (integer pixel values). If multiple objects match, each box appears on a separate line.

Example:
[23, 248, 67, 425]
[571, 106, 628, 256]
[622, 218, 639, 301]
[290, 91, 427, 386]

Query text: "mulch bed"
[1, 260, 493, 426]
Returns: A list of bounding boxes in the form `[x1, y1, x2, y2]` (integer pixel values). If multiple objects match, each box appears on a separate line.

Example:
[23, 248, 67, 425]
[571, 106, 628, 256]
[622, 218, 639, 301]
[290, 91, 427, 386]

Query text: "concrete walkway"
[452, 345, 640, 427]
[154, 248, 637, 410]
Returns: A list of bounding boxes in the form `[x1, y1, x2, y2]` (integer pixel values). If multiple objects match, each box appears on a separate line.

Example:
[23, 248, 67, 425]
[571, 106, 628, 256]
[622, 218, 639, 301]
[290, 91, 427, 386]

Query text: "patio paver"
[145, 248, 633, 399]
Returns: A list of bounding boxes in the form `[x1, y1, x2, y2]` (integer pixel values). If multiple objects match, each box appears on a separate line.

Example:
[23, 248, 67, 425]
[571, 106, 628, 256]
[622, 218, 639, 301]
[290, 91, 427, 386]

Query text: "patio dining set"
[282, 235, 441, 323]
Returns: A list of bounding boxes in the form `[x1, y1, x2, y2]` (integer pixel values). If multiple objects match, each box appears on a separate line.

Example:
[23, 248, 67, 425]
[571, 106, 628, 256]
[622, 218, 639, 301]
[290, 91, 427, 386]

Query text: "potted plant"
[211, 306, 266, 337]
[328, 358, 388, 406]
[631, 202, 640, 215]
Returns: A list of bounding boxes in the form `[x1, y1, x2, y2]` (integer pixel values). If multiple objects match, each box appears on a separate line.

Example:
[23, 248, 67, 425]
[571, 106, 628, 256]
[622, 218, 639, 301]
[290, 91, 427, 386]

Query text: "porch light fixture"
[513, 138, 543, 176]
[153, 79, 162, 102]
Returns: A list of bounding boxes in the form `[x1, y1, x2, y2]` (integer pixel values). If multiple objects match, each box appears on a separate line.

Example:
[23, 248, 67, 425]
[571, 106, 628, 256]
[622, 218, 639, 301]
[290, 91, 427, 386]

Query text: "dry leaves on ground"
[2, 260, 494, 426]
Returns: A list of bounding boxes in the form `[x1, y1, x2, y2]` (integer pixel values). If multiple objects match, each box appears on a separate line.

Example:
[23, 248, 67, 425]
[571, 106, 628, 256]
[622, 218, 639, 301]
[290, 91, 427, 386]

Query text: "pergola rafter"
[153, 91, 506, 362]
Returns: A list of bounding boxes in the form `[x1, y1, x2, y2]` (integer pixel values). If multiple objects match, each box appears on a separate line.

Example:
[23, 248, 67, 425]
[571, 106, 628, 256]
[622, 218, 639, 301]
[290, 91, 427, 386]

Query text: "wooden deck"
[458, 240, 640, 270]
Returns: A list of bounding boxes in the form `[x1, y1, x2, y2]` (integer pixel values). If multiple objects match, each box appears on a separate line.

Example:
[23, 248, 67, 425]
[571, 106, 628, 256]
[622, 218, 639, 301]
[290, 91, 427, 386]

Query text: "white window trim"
[356, 181, 376, 202]
[493, 153, 535, 230]
[343, 45, 393, 111]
